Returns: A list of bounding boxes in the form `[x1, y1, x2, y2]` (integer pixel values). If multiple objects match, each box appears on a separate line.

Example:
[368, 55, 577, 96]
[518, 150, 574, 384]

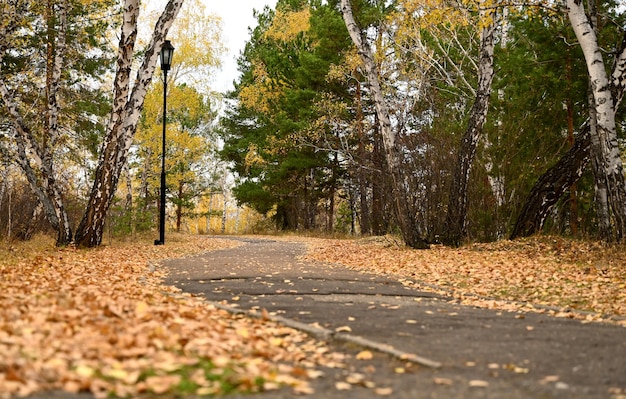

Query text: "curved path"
[164, 237, 626, 399]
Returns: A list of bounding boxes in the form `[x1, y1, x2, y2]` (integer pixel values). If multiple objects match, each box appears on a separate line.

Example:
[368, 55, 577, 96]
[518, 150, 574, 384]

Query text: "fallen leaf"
[539, 375, 560, 384]
[469, 380, 489, 387]
[0, 236, 345, 399]
[335, 381, 352, 390]
[346, 373, 365, 384]
[356, 350, 373, 360]
[375, 387, 393, 395]
[514, 366, 530, 374]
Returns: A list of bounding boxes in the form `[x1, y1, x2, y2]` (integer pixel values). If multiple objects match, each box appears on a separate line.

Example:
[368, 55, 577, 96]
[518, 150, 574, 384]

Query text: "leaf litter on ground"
[302, 235, 626, 325]
[3, 233, 625, 398]
[0, 233, 346, 398]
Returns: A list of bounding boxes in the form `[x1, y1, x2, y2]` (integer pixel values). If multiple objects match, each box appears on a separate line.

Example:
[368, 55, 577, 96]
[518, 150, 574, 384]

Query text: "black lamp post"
[155, 40, 174, 246]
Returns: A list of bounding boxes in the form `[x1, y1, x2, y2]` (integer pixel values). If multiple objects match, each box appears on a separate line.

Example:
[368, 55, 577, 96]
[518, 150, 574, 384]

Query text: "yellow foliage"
[326, 48, 362, 82]
[244, 143, 267, 171]
[238, 60, 287, 114]
[264, 7, 311, 42]
[393, 0, 472, 30]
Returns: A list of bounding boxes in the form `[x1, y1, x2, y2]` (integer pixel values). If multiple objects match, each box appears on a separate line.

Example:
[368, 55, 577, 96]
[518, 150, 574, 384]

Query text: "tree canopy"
[219, 0, 626, 244]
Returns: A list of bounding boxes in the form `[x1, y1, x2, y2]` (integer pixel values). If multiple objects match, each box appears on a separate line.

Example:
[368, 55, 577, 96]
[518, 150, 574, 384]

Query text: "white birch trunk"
[567, 0, 626, 241]
[512, 32, 626, 239]
[75, 0, 184, 247]
[0, 0, 72, 245]
[611, 32, 626, 109]
[444, 6, 496, 246]
[340, 0, 428, 248]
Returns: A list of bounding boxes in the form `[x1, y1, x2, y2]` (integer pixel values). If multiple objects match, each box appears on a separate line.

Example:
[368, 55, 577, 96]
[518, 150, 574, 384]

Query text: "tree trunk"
[371, 120, 386, 235]
[565, 50, 579, 236]
[222, 196, 227, 234]
[512, 28, 626, 239]
[443, 8, 496, 247]
[341, 0, 428, 248]
[0, 0, 72, 246]
[587, 84, 613, 239]
[567, 0, 626, 242]
[510, 126, 591, 239]
[74, 0, 184, 247]
[176, 182, 183, 232]
[355, 80, 371, 235]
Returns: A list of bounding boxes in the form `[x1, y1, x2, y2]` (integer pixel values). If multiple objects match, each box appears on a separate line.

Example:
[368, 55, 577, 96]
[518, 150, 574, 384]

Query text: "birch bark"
[514, 5, 626, 240]
[340, 0, 429, 248]
[74, 0, 184, 247]
[443, 6, 496, 246]
[0, 0, 72, 245]
[567, 0, 626, 241]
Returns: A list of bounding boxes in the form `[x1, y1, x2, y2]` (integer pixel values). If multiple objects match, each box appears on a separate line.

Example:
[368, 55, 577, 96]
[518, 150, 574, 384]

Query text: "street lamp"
[155, 40, 174, 246]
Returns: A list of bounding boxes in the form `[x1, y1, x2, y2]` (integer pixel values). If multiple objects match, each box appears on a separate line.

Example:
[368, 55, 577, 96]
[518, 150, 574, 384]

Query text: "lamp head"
[160, 40, 174, 71]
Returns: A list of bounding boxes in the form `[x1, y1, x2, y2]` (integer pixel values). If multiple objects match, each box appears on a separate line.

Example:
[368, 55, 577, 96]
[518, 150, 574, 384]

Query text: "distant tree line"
[1, 0, 625, 249]
[219, 0, 626, 247]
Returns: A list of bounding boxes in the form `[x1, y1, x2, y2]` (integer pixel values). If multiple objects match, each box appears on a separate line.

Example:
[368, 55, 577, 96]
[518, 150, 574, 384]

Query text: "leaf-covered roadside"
[304, 236, 626, 324]
[0, 234, 342, 398]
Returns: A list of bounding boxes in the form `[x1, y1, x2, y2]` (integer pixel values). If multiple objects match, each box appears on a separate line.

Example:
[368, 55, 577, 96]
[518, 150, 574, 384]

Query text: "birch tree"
[341, 0, 430, 248]
[74, 0, 184, 247]
[512, 14, 626, 239]
[566, 0, 626, 242]
[1, 0, 184, 246]
[443, 4, 497, 246]
[0, 0, 74, 245]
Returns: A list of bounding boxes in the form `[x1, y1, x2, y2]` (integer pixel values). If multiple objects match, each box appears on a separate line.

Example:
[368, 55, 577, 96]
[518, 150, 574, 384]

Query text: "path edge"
[211, 302, 442, 369]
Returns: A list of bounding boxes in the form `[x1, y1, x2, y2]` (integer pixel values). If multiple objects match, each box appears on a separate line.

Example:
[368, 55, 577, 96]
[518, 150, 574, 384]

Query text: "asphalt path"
[163, 237, 626, 399]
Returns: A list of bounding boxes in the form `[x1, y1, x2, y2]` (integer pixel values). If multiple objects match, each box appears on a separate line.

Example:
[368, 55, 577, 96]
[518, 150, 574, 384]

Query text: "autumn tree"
[130, 0, 223, 236]
[565, 0, 626, 242]
[134, 83, 215, 233]
[512, 1, 626, 240]
[441, 3, 497, 246]
[0, 0, 116, 245]
[221, 0, 355, 232]
[341, 0, 431, 248]
[72, 0, 186, 247]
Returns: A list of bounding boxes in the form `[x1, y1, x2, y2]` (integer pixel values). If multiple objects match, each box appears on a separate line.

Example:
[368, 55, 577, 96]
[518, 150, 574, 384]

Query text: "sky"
[202, 1, 278, 93]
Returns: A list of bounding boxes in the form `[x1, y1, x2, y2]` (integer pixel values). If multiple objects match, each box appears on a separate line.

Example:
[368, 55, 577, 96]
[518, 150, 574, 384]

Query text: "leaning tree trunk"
[443, 8, 496, 247]
[510, 126, 591, 239]
[0, 0, 72, 246]
[341, 0, 429, 249]
[567, 0, 626, 242]
[74, 0, 184, 247]
[512, 11, 626, 240]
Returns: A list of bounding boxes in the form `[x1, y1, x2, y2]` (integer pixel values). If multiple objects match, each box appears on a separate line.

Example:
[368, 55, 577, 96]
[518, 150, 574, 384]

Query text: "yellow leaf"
[134, 300, 149, 318]
[375, 387, 393, 395]
[356, 350, 373, 360]
[74, 365, 94, 378]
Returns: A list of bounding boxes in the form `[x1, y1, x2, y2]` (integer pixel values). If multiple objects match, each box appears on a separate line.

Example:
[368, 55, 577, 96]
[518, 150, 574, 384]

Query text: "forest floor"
[0, 233, 624, 398]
